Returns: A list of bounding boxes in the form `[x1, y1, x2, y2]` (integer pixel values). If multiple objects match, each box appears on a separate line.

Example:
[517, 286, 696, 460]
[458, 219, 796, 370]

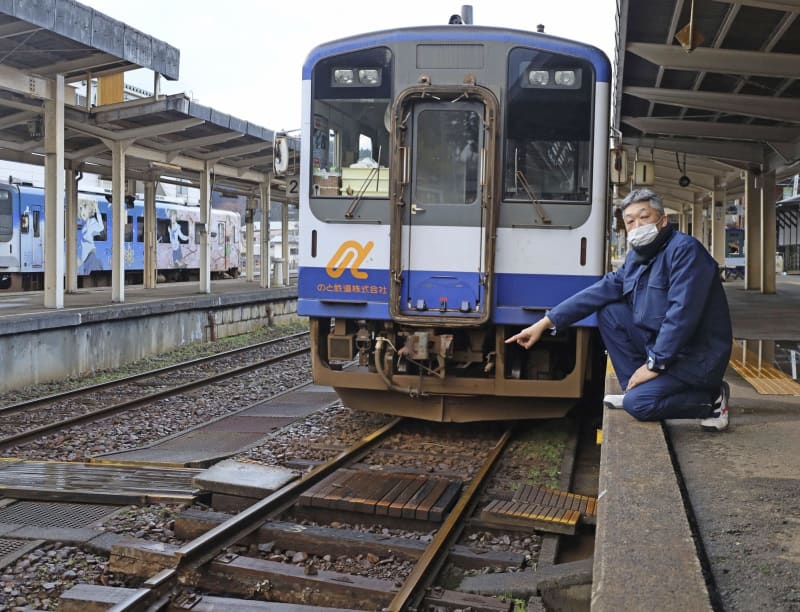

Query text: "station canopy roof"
[615, 0, 800, 201]
[0, 0, 295, 197]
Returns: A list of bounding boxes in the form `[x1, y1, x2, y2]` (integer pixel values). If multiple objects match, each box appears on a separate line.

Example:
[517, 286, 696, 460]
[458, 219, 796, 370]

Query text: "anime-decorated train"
[297, 16, 612, 421]
[0, 181, 240, 290]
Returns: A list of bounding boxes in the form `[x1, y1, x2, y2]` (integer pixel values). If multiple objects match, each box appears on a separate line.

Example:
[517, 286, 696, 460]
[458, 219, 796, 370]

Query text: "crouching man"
[506, 188, 732, 431]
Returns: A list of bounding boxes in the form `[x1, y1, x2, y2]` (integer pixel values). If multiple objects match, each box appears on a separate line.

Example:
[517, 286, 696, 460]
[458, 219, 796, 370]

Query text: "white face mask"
[627, 222, 660, 248]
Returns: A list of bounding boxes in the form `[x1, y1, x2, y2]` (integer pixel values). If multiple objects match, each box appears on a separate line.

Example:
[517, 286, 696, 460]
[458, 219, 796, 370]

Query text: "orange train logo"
[326, 240, 374, 279]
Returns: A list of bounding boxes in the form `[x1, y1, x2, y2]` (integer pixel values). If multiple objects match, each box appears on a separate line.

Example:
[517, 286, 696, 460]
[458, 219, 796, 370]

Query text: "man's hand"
[626, 363, 659, 390]
[504, 316, 553, 350]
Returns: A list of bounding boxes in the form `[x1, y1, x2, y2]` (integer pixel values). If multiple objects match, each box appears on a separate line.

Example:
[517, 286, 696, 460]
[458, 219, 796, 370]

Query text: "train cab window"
[32, 210, 41, 237]
[95, 214, 108, 241]
[311, 47, 392, 199]
[504, 48, 593, 205]
[125, 215, 133, 242]
[0, 190, 12, 240]
[136, 216, 144, 242]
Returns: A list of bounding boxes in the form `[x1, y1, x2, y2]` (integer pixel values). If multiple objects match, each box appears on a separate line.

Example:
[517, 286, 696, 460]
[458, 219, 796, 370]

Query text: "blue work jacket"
[548, 227, 732, 387]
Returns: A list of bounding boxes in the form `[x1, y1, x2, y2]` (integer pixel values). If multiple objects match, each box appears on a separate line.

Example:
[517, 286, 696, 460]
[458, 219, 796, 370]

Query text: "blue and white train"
[0, 181, 240, 290]
[298, 17, 611, 421]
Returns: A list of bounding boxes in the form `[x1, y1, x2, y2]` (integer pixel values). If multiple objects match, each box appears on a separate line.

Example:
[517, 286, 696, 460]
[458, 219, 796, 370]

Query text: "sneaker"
[701, 381, 730, 431]
[603, 394, 625, 410]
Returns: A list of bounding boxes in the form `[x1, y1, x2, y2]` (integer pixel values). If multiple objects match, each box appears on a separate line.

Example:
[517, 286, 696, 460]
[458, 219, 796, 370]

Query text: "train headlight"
[332, 69, 355, 85]
[358, 69, 381, 85]
[332, 68, 382, 87]
[528, 70, 549, 86]
[524, 68, 582, 89]
[554, 70, 577, 87]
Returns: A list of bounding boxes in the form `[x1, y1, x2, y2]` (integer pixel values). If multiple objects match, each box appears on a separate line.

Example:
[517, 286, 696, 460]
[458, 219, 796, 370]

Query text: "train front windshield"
[310, 47, 392, 180]
[505, 48, 594, 203]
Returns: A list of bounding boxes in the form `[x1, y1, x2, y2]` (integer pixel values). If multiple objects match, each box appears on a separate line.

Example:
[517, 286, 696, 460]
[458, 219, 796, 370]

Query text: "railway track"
[0, 332, 310, 451]
[83, 416, 597, 611]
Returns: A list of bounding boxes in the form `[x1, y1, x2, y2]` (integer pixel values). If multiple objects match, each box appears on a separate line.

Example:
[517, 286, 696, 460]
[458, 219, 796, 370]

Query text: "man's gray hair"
[621, 188, 664, 215]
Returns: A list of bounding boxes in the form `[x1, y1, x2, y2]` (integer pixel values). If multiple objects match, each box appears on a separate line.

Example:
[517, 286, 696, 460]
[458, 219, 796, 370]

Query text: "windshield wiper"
[345, 146, 383, 219]
[515, 170, 551, 225]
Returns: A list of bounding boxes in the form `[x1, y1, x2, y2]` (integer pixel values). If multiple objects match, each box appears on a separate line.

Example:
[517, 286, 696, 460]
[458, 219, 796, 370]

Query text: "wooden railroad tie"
[297, 469, 461, 522]
[480, 484, 597, 535]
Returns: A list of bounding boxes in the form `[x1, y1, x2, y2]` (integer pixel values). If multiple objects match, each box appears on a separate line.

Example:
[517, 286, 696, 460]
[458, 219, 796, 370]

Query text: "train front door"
[393, 100, 489, 322]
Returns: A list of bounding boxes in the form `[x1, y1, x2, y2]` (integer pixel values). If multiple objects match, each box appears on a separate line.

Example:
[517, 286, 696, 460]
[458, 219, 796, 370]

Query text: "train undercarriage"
[309, 317, 605, 422]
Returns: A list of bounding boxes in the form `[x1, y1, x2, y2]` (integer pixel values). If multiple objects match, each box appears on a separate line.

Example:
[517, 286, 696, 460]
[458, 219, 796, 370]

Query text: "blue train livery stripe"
[494, 272, 601, 326]
[300, 268, 601, 327]
[303, 26, 611, 83]
[298, 266, 391, 317]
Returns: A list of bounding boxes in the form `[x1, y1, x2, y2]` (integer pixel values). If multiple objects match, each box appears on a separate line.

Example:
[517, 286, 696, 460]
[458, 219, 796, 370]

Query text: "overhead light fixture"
[676, 152, 691, 188]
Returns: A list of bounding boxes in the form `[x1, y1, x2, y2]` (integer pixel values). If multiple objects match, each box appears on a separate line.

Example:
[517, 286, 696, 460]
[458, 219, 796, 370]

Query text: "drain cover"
[0, 501, 122, 528]
[0, 537, 42, 570]
[0, 537, 27, 557]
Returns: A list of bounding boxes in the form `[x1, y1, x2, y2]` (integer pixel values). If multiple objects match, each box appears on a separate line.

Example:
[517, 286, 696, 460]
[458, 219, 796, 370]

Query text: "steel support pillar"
[199, 161, 211, 294]
[245, 195, 255, 282]
[744, 171, 761, 290]
[711, 185, 726, 267]
[260, 181, 270, 289]
[43, 74, 65, 309]
[65, 168, 78, 292]
[108, 139, 130, 303]
[691, 194, 704, 245]
[761, 170, 777, 294]
[281, 201, 289, 286]
[144, 180, 157, 288]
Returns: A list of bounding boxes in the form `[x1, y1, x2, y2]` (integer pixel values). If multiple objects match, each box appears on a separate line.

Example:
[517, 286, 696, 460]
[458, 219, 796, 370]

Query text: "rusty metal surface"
[298, 469, 461, 522]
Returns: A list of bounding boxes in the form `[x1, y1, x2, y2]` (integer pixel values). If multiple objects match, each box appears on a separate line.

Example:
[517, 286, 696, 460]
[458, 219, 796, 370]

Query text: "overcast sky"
[80, 1, 617, 133]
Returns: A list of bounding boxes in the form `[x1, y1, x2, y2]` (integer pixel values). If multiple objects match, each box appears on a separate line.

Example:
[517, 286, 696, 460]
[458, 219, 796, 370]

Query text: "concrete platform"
[593, 275, 800, 611]
[0, 279, 299, 392]
[0, 278, 297, 332]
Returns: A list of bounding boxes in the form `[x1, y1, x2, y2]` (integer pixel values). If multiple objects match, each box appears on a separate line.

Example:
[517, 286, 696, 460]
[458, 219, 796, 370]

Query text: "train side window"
[1, 190, 14, 240]
[33, 210, 41, 237]
[158, 217, 189, 244]
[136, 216, 144, 242]
[95, 214, 108, 241]
[125, 215, 133, 242]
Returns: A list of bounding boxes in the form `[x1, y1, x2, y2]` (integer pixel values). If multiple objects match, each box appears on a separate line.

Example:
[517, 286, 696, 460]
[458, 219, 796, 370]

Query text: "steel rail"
[0, 331, 309, 416]
[107, 417, 404, 612]
[0, 345, 310, 450]
[386, 426, 515, 612]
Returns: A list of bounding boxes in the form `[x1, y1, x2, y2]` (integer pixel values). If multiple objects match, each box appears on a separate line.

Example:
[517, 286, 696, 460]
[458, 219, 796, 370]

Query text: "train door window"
[218, 223, 225, 245]
[32, 210, 41, 237]
[125, 215, 133, 242]
[414, 108, 480, 205]
[136, 216, 144, 242]
[504, 48, 593, 204]
[0, 190, 12, 240]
